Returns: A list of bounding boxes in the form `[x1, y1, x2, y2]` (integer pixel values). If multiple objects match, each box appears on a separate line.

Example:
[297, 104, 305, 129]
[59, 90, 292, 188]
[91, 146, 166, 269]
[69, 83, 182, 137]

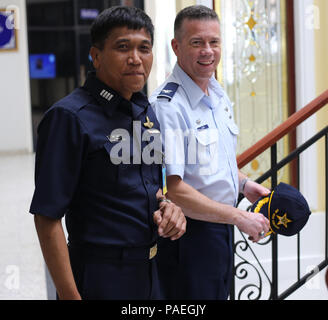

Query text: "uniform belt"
[68, 242, 157, 261]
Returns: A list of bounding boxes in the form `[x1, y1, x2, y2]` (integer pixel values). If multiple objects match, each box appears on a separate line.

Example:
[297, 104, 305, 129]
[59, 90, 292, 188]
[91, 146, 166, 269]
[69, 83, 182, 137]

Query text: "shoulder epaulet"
[157, 82, 179, 101]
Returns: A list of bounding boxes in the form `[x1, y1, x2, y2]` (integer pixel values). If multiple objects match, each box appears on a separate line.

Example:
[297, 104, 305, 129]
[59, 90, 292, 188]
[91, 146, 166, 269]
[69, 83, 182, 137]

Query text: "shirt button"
[225, 107, 229, 112]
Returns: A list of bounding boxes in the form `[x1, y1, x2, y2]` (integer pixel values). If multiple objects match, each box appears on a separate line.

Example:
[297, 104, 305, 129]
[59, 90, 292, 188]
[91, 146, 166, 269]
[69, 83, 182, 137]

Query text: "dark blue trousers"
[68, 244, 161, 300]
[156, 218, 233, 300]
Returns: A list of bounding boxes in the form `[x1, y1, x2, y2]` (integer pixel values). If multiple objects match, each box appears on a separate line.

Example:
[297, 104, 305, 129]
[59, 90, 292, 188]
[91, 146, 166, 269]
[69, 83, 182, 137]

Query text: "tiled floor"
[0, 153, 327, 300]
[0, 153, 47, 299]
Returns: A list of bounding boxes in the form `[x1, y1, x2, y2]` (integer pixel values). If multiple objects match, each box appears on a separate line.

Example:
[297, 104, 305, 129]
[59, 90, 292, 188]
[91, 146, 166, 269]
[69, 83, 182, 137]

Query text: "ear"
[171, 38, 179, 57]
[90, 46, 101, 69]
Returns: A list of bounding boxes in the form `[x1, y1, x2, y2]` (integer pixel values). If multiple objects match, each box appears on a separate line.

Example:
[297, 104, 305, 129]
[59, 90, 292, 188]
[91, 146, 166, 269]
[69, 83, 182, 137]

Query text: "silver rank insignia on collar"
[100, 89, 114, 102]
[143, 116, 154, 129]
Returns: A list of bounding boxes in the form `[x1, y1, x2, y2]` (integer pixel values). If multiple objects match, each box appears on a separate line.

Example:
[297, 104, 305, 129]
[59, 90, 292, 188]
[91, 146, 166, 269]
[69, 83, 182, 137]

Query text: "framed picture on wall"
[0, 8, 17, 51]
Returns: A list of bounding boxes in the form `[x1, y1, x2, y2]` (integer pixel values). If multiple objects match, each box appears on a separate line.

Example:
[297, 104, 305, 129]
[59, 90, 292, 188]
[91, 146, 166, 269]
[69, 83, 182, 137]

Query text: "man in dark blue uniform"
[29, 6, 186, 300]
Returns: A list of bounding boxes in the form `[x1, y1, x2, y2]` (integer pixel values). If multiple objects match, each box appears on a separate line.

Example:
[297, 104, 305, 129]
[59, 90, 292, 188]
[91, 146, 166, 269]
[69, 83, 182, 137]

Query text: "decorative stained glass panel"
[216, 0, 290, 183]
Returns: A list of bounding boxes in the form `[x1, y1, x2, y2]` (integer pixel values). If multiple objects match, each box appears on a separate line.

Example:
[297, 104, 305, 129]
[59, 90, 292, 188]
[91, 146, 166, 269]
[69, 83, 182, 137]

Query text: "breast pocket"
[195, 129, 219, 175]
[103, 140, 142, 193]
[82, 142, 119, 192]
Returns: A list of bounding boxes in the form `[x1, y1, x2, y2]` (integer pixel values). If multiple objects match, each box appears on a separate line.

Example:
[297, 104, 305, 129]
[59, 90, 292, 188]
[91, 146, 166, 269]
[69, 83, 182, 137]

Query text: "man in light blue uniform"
[150, 5, 270, 300]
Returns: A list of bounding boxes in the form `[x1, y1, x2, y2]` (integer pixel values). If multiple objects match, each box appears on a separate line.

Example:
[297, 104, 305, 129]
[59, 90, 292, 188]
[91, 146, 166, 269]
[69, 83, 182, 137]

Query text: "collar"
[83, 71, 149, 118]
[172, 63, 224, 110]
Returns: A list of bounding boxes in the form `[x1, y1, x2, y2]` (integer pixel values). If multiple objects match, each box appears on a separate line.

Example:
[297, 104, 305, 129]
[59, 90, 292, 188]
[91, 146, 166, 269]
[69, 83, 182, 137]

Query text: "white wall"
[145, 0, 177, 96]
[196, 0, 213, 8]
[294, 0, 318, 210]
[0, 0, 33, 153]
[145, 0, 213, 96]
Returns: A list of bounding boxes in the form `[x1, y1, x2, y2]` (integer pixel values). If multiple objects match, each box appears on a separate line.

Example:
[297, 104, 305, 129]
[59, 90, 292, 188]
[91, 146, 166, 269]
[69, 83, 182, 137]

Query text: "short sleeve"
[29, 107, 88, 219]
[151, 99, 188, 179]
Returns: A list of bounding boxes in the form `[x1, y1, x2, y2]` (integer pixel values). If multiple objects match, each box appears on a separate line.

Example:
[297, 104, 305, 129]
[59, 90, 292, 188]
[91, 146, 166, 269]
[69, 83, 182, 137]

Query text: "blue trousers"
[68, 243, 161, 300]
[156, 218, 233, 300]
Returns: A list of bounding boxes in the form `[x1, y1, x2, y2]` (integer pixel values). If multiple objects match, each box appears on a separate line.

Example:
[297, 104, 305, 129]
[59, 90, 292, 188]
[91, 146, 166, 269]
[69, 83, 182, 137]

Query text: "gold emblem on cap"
[144, 116, 154, 129]
[277, 213, 292, 228]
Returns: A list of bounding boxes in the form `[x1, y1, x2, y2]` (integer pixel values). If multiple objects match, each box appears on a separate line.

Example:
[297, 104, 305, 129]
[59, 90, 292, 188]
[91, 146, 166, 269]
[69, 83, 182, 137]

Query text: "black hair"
[174, 5, 219, 40]
[91, 6, 154, 49]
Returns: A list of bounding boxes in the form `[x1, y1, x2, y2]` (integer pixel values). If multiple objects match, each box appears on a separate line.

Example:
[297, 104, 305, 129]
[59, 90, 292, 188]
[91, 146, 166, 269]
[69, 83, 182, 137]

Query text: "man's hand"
[239, 179, 271, 242]
[235, 210, 270, 243]
[243, 180, 271, 204]
[153, 200, 186, 241]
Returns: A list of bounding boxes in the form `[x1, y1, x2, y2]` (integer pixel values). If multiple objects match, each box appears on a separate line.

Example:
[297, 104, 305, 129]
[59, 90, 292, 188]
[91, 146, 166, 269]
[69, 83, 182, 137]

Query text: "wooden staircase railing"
[237, 89, 328, 169]
[231, 89, 328, 300]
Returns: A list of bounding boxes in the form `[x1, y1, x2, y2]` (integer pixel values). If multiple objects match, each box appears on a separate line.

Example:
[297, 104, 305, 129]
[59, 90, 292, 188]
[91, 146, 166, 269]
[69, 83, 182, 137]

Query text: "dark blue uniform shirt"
[30, 72, 162, 248]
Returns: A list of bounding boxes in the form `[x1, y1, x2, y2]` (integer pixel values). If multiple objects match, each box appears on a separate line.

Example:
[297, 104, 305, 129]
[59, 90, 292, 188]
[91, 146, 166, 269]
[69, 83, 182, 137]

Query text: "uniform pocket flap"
[227, 122, 239, 135]
[195, 129, 219, 146]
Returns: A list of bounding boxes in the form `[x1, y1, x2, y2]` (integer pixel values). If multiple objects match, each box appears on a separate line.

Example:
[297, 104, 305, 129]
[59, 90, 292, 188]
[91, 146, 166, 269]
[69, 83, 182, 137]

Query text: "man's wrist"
[239, 177, 249, 194]
[158, 198, 172, 204]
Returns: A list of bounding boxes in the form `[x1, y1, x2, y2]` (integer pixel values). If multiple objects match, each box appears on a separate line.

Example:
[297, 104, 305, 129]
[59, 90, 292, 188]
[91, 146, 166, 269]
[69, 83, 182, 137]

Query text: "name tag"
[197, 124, 209, 131]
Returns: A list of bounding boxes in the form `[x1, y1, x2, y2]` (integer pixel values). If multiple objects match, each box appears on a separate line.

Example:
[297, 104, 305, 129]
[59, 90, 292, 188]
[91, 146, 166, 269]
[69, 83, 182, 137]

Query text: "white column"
[294, 0, 318, 210]
[144, 0, 176, 96]
[0, 0, 33, 154]
[196, 0, 213, 8]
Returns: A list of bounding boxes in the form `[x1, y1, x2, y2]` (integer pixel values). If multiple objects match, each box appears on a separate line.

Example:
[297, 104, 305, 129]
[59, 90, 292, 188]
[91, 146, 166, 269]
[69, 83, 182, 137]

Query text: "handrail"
[232, 125, 328, 300]
[237, 89, 328, 169]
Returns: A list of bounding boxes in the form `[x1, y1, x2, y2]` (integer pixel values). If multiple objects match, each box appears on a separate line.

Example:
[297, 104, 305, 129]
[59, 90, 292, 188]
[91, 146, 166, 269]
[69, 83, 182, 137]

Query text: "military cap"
[251, 182, 311, 236]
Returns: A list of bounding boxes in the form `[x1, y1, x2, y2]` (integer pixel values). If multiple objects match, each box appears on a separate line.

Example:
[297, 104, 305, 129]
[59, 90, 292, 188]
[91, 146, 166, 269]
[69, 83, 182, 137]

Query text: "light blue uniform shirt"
[150, 63, 240, 206]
